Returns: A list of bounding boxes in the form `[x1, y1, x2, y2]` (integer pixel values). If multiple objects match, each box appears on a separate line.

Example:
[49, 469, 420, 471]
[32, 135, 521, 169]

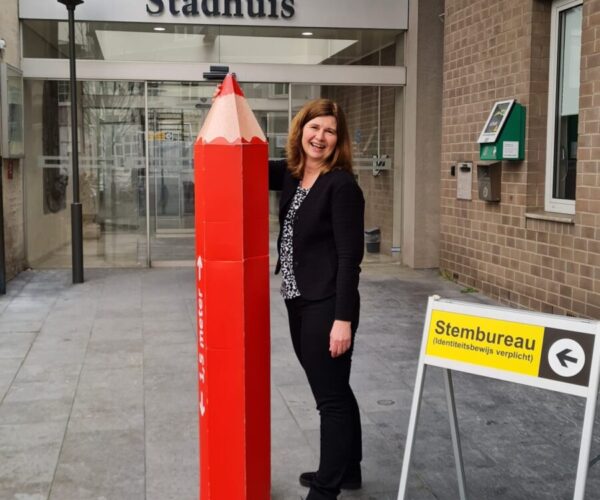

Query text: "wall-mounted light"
[153, 26, 166, 32]
[301, 32, 313, 36]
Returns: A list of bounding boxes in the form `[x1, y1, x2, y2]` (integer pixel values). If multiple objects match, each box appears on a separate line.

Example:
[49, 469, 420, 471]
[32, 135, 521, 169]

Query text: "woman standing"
[269, 99, 365, 500]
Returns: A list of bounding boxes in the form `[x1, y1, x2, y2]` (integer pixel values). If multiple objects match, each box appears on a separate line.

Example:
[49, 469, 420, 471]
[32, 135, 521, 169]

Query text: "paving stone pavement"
[0, 264, 599, 499]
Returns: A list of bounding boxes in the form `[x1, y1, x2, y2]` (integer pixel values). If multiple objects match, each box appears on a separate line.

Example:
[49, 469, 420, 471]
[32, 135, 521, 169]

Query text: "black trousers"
[285, 295, 362, 500]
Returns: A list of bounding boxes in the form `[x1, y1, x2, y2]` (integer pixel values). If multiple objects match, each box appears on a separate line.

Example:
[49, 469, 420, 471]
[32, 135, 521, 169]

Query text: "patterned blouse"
[280, 185, 310, 299]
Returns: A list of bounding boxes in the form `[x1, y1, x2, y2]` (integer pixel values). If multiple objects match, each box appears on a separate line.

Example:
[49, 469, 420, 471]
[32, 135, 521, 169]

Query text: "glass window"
[291, 84, 396, 253]
[23, 20, 400, 66]
[0, 64, 24, 158]
[545, 0, 582, 214]
[23, 78, 400, 268]
[24, 79, 148, 268]
[145, 81, 289, 263]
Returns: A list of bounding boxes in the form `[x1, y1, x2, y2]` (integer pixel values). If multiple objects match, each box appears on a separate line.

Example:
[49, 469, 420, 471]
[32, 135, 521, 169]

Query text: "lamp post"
[58, 0, 84, 283]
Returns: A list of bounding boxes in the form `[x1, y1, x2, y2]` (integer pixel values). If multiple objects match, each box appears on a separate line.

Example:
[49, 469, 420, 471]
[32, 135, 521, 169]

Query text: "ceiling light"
[301, 32, 313, 36]
[154, 26, 166, 32]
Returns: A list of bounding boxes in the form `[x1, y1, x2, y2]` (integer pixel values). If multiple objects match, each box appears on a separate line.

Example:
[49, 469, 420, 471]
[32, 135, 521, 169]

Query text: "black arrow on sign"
[557, 348, 578, 368]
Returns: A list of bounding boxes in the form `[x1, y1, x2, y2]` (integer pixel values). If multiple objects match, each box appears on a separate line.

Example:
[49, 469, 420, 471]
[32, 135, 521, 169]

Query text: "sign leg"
[397, 364, 428, 500]
[444, 369, 468, 500]
[573, 374, 600, 498]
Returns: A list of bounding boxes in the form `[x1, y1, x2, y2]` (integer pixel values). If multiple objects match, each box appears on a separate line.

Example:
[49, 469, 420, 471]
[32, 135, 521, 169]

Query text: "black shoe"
[299, 471, 362, 490]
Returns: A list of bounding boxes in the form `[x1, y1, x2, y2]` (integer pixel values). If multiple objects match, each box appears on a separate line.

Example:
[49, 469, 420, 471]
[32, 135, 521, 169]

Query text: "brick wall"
[440, 0, 600, 318]
[326, 86, 396, 253]
[324, 45, 398, 254]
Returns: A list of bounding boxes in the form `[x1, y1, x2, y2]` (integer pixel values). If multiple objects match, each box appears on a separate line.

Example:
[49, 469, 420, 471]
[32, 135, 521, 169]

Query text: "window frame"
[544, 0, 583, 214]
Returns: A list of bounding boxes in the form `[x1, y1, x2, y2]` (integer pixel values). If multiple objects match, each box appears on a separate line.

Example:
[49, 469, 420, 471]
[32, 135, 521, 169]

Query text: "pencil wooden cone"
[194, 74, 270, 500]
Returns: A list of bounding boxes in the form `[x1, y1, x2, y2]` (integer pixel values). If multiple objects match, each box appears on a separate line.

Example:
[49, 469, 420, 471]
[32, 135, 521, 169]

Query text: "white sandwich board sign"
[397, 296, 600, 500]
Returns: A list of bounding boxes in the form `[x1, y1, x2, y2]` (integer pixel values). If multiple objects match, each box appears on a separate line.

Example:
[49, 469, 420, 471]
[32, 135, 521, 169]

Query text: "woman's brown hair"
[286, 99, 353, 179]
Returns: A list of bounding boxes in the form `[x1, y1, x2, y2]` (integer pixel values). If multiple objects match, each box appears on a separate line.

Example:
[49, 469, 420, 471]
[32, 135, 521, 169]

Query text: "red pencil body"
[194, 74, 271, 500]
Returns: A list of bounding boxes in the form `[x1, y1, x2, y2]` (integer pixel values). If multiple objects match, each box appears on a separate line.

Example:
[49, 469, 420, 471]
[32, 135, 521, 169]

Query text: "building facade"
[4, 0, 444, 272]
[0, 0, 447, 278]
[440, 0, 600, 318]
[0, 0, 25, 282]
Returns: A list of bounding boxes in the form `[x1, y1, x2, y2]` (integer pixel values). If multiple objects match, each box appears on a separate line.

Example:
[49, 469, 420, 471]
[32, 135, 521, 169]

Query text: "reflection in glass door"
[25, 78, 400, 269]
[24, 79, 148, 269]
[147, 82, 211, 264]
[146, 81, 290, 265]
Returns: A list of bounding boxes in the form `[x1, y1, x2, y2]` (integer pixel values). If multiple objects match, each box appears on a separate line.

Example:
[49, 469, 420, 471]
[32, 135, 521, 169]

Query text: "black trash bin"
[364, 227, 381, 253]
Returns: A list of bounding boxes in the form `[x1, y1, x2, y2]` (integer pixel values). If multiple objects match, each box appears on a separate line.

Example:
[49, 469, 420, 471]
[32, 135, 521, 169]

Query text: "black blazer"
[269, 160, 365, 321]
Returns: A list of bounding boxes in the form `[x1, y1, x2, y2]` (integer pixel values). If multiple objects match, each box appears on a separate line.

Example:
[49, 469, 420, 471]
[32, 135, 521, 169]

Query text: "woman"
[269, 99, 365, 500]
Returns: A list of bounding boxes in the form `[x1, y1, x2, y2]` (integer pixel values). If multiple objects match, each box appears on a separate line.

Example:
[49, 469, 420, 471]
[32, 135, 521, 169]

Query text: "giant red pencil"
[194, 74, 270, 500]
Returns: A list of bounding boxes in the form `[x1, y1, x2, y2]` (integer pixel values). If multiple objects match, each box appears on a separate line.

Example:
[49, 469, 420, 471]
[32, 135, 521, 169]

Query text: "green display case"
[478, 99, 526, 161]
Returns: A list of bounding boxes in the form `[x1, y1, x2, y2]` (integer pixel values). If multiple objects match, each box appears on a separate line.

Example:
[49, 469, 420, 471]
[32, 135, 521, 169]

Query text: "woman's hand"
[329, 320, 352, 358]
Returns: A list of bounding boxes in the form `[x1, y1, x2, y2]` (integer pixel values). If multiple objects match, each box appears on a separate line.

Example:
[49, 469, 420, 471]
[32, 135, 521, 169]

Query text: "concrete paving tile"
[145, 412, 197, 500]
[0, 398, 73, 425]
[90, 325, 143, 342]
[0, 357, 22, 400]
[366, 421, 403, 458]
[68, 412, 144, 434]
[84, 338, 143, 368]
[2, 266, 599, 500]
[13, 362, 81, 384]
[24, 340, 88, 367]
[395, 473, 441, 500]
[0, 331, 37, 359]
[0, 300, 9, 316]
[349, 349, 390, 374]
[272, 386, 292, 420]
[142, 318, 194, 332]
[143, 326, 194, 347]
[143, 341, 196, 375]
[1, 307, 52, 322]
[278, 383, 320, 431]
[272, 353, 305, 385]
[71, 366, 143, 420]
[0, 422, 65, 486]
[271, 416, 317, 500]
[362, 408, 411, 447]
[356, 454, 406, 497]
[95, 306, 143, 319]
[144, 369, 198, 417]
[35, 324, 93, 343]
[44, 312, 96, 328]
[2, 293, 55, 309]
[271, 335, 293, 355]
[50, 428, 145, 500]
[0, 482, 50, 500]
[92, 317, 143, 332]
[143, 298, 189, 311]
[340, 493, 394, 500]
[2, 377, 77, 403]
[143, 308, 190, 322]
[32, 330, 89, 347]
[0, 320, 44, 333]
[353, 387, 413, 414]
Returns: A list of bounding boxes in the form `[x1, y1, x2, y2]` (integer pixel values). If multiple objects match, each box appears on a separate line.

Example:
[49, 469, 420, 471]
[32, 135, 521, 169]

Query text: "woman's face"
[301, 115, 338, 166]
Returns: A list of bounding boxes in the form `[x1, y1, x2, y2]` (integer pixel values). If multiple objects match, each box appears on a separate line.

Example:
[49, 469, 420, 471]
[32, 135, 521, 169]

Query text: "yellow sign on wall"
[426, 310, 545, 377]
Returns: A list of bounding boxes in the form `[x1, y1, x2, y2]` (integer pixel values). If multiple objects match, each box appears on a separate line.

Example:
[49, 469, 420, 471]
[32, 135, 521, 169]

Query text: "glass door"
[146, 81, 290, 266]
[24, 79, 147, 268]
[147, 82, 212, 264]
